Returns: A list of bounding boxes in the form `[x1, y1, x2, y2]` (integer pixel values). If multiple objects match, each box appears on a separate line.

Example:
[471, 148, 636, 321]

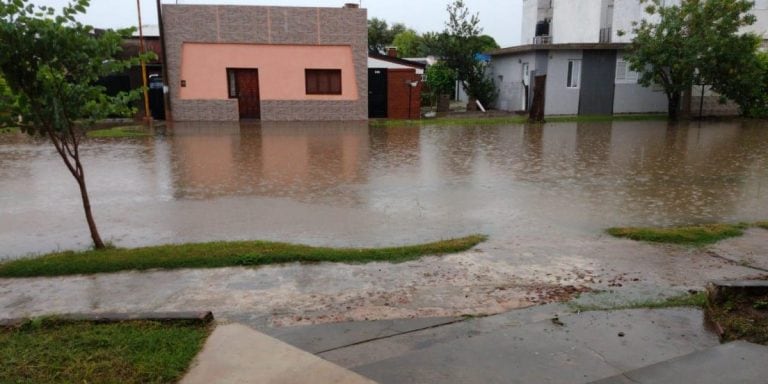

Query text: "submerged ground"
[1, 120, 767, 326]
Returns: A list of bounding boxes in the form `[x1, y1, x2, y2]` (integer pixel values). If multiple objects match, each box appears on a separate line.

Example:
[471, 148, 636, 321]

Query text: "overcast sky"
[31, 0, 523, 47]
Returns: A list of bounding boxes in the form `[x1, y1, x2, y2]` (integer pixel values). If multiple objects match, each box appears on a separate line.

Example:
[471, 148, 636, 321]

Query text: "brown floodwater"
[1, 120, 767, 259]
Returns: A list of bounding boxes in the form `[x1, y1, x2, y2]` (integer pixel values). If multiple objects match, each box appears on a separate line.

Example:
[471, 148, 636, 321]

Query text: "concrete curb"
[0, 311, 214, 328]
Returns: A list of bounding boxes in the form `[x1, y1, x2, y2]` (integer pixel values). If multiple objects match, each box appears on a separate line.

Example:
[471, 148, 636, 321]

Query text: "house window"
[566, 59, 581, 88]
[615, 59, 639, 83]
[227, 69, 237, 98]
[305, 69, 342, 95]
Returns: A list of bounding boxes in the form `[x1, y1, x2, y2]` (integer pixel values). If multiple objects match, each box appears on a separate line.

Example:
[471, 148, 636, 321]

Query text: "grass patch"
[0, 319, 209, 383]
[0, 127, 19, 134]
[569, 292, 708, 313]
[756, 222, 768, 230]
[0, 235, 487, 277]
[606, 223, 748, 245]
[87, 125, 151, 138]
[707, 292, 768, 345]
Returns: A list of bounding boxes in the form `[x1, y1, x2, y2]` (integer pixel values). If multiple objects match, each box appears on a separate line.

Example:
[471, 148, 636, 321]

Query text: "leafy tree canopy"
[625, 0, 762, 120]
[368, 17, 407, 53]
[0, 0, 145, 248]
[427, 0, 498, 106]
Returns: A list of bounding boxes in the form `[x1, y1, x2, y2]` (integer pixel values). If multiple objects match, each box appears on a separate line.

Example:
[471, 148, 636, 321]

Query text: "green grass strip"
[87, 125, 151, 138]
[0, 319, 209, 384]
[0, 127, 20, 134]
[569, 292, 708, 313]
[756, 221, 768, 230]
[606, 223, 747, 245]
[0, 235, 487, 278]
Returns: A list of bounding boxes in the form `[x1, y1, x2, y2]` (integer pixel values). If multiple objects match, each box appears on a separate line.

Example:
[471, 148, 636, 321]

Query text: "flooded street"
[1, 120, 767, 324]
[3, 120, 767, 258]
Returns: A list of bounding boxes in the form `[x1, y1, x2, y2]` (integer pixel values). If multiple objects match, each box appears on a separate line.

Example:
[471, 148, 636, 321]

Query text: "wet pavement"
[1, 120, 768, 324]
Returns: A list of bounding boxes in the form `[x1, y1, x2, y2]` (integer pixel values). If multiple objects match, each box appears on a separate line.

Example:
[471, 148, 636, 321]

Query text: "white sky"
[30, 0, 523, 47]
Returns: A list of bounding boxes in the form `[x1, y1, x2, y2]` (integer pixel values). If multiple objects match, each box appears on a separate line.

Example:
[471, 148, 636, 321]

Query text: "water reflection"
[1, 120, 767, 257]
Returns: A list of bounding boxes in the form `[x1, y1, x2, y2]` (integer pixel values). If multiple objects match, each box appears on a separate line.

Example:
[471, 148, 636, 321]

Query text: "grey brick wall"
[162, 4, 368, 121]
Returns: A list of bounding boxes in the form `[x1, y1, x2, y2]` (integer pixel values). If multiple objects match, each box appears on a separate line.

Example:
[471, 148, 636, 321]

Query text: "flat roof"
[489, 43, 630, 56]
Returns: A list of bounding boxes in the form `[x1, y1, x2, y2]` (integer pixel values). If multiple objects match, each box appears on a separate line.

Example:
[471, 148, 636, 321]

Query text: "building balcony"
[599, 27, 612, 43]
[533, 35, 552, 45]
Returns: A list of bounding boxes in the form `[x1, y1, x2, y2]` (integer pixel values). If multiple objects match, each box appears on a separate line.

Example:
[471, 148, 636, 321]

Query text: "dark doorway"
[368, 68, 388, 118]
[529, 75, 546, 122]
[579, 50, 617, 116]
[229, 69, 261, 119]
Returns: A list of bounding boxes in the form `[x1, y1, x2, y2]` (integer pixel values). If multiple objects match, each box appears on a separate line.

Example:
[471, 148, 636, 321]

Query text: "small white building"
[490, 0, 765, 116]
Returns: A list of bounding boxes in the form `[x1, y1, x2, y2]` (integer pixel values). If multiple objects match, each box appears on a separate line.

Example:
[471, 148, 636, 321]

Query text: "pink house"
[162, 4, 368, 121]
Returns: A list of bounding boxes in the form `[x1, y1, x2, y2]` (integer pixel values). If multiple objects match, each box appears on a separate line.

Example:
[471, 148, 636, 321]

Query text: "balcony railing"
[599, 27, 612, 43]
[533, 35, 552, 45]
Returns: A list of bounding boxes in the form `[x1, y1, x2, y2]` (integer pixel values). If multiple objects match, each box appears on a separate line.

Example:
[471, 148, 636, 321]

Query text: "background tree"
[425, 62, 456, 106]
[625, 0, 760, 120]
[0, 0, 141, 249]
[0, 75, 13, 119]
[368, 18, 406, 53]
[392, 29, 424, 57]
[432, 0, 498, 108]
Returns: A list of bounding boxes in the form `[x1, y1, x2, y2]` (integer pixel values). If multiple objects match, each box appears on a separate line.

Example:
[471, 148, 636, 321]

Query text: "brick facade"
[162, 4, 368, 121]
[386, 69, 423, 120]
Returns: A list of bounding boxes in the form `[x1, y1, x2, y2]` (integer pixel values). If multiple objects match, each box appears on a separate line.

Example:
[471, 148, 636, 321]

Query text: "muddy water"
[1, 120, 767, 259]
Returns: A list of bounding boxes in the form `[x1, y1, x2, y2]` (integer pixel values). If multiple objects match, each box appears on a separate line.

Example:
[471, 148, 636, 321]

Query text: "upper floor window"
[567, 59, 581, 88]
[306, 69, 342, 95]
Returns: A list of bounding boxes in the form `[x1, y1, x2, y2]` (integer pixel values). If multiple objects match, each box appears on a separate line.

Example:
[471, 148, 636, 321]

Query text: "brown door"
[235, 69, 260, 119]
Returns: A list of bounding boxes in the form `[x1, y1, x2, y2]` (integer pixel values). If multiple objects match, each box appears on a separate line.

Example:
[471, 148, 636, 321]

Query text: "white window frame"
[566, 59, 581, 89]
[615, 58, 639, 84]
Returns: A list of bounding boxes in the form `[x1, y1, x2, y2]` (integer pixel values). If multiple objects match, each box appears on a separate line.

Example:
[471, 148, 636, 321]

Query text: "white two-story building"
[490, 0, 768, 116]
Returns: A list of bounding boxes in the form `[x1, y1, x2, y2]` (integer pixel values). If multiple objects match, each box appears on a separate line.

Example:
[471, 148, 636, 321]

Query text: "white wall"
[521, 0, 539, 45]
[552, 0, 602, 43]
[490, 52, 537, 111]
[743, 1, 768, 40]
[544, 50, 582, 115]
[611, 0, 649, 43]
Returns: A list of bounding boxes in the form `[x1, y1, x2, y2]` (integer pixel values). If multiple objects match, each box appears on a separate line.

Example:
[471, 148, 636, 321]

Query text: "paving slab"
[263, 316, 462, 354]
[350, 308, 719, 384]
[589, 341, 768, 384]
[320, 303, 570, 368]
[181, 323, 375, 384]
[709, 228, 768, 271]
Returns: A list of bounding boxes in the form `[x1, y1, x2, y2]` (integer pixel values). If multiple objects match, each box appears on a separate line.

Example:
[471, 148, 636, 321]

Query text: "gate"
[578, 50, 617, 116]
[368, 69, 388, 118]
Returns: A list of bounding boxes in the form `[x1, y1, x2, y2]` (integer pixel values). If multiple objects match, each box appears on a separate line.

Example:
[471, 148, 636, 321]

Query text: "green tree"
[368, 18, 407, 53]
[433, 0, 497, 107]
[0, 75, 13, 118]
[625, 0, 760, 120]
[392, 30, 424, 57]
[425, 62, 456, 103]
[0, 0, 141, 249]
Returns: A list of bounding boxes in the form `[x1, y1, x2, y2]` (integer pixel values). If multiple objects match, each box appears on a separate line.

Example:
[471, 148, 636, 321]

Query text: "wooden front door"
[235, 69, 260, 119]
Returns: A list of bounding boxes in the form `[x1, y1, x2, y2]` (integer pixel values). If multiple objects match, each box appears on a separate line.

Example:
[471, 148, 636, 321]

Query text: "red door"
[235, 69, 260, 119]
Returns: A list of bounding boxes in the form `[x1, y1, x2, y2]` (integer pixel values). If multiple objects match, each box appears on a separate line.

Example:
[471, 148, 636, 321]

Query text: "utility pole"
[157, 0, 172, 121]
[136, 0, 150, 121]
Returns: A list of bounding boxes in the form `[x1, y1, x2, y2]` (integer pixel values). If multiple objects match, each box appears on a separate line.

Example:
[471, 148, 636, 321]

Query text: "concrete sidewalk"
[263, 306, 768, 384]
[181, 323, 375, 384]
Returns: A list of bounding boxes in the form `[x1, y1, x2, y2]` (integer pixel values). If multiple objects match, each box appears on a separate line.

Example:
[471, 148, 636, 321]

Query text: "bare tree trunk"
[46, 128, 106, 250]
[74, 166, 105, 249]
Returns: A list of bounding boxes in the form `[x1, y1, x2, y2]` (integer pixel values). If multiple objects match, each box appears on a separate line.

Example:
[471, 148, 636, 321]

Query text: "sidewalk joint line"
[314, 318, 469, 354]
